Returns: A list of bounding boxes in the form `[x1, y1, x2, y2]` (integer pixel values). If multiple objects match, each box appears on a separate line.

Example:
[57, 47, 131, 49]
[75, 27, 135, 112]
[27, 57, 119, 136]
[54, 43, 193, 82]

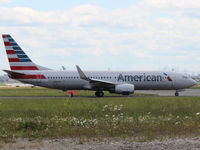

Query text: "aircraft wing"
[76, 65, 116, 89]
[89, 78, 115, 88]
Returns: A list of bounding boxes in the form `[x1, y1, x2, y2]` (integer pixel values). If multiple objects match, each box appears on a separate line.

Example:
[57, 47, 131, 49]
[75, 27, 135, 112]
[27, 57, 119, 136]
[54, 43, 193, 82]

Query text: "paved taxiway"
[136, 89, 200, 96]
[0, 89, 199, 99]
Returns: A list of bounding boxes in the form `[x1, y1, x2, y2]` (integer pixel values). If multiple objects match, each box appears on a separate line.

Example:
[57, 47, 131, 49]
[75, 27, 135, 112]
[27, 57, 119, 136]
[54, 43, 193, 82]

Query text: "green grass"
[0, 96, 200, 141]
[0, 87, 66, 96]
[0, 83, 6, 86]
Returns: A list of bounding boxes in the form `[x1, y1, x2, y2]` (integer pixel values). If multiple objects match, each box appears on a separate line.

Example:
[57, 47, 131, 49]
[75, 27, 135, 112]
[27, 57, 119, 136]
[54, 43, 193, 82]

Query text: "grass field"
[0, 87, 200, 142]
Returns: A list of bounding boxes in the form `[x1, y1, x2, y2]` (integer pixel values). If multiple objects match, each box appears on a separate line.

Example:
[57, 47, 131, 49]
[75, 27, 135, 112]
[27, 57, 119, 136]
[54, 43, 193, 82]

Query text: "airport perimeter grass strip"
[0, 96, 200, 142]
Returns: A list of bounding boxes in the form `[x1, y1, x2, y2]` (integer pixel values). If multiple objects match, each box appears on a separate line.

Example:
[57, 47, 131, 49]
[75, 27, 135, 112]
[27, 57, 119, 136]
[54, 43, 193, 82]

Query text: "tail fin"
[2, 34, 51, 71]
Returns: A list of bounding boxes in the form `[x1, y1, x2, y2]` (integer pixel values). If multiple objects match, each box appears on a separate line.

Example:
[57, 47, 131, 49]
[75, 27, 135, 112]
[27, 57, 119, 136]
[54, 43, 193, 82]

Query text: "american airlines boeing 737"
[2, 34, 197, 97]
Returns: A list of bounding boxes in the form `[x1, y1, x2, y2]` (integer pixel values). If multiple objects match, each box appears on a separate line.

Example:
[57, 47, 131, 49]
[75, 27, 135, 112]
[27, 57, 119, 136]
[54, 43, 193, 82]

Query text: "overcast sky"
[0, 0, 200, 75]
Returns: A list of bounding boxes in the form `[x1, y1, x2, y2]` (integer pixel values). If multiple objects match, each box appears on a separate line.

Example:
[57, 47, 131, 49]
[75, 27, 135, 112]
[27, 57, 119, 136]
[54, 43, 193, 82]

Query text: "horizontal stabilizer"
[3, 69, 25, 76]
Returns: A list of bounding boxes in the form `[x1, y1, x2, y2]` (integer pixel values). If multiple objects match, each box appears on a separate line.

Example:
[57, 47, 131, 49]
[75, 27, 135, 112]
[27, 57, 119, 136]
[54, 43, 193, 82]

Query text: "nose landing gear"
[175, 90, 179, 96]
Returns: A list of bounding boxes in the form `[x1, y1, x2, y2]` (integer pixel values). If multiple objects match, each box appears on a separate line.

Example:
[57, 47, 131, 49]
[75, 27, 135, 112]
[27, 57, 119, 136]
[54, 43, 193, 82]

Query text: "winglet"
[76, 65, 90, 81]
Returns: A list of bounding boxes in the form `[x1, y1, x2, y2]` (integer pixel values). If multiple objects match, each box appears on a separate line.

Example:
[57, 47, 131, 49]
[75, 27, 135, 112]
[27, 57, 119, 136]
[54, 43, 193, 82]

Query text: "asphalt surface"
[136, 89, 200, 96]
[0, 89, 199, 99]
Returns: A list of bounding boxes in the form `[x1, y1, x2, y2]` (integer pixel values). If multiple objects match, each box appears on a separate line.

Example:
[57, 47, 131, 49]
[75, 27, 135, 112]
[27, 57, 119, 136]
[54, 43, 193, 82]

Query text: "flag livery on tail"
[2, 34, 39, 71]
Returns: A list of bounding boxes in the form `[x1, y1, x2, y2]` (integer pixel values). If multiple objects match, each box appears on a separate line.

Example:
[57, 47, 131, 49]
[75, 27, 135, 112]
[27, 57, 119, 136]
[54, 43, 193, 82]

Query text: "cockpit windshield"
[182, 75, 189, 79]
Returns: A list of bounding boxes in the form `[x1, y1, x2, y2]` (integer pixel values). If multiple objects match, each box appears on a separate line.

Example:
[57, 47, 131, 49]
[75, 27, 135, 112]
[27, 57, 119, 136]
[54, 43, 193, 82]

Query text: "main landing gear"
[95, 91, 104, 97]
[175, 90, 179, 96]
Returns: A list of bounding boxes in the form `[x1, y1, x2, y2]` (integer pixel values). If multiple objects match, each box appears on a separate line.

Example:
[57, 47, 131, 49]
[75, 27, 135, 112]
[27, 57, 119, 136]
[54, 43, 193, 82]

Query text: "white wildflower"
[138, 116, 145, 122]
[114, 105, 118, 111]
[104, 105, 108, 108]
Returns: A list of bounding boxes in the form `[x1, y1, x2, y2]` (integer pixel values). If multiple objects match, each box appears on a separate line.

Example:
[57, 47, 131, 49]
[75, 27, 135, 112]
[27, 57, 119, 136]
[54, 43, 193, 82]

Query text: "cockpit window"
[183, 75, 188, 79]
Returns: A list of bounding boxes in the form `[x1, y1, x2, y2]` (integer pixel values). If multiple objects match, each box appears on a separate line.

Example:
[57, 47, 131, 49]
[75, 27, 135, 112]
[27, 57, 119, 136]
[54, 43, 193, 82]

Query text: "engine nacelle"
[115, 83, 134, 95]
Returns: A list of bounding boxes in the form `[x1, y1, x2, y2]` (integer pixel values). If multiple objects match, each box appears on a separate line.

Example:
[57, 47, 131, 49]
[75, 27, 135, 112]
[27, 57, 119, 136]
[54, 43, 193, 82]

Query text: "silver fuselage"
[14, 70, 197, 91]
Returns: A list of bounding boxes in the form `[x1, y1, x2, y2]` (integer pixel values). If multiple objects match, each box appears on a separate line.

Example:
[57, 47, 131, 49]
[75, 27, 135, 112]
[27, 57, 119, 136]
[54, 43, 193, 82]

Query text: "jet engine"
[115, 83, 134, 95]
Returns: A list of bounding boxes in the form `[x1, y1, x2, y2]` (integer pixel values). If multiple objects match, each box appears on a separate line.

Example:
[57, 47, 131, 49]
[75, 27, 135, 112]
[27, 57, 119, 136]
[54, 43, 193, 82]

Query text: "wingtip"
[76, 65, 81, 71]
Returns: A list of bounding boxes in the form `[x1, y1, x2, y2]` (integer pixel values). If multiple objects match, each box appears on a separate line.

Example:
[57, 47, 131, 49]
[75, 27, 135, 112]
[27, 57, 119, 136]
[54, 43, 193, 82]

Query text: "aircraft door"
[36, 74, 42, 84]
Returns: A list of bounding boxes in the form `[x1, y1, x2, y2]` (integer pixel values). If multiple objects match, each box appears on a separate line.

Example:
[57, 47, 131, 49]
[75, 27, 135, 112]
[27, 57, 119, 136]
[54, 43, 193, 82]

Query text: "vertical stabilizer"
[2, 34, 51, 71]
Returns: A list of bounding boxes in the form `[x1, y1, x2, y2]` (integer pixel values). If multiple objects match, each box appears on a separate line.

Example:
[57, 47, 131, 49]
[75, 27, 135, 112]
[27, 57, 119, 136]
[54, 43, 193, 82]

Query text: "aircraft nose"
[189, 79, 197, 87]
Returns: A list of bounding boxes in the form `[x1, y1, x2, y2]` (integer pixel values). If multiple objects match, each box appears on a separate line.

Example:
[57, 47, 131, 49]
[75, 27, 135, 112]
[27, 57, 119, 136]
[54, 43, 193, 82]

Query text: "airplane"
[2, 34, 197, 97]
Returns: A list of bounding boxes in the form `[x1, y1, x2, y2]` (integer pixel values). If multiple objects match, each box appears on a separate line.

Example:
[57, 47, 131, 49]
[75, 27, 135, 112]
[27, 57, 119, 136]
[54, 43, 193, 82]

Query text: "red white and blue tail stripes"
[2, 34, 39, 71]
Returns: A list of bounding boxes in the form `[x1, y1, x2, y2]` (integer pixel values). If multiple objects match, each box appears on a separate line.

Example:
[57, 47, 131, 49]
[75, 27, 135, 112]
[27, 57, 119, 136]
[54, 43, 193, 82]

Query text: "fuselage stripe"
[11, 74, 46, 79]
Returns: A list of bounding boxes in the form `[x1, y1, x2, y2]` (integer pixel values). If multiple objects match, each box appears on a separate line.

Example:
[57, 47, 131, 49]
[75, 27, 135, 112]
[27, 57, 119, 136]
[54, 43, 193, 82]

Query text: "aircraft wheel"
[175, 92, 179, 96]
[95, 91, 99, 97]
[99, 91, 104, 97]
[95, 91, 104, 97]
